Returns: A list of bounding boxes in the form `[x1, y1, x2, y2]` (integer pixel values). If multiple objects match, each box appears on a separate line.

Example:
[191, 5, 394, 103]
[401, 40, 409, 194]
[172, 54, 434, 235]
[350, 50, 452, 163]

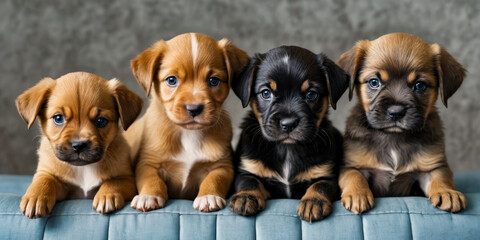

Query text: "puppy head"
[233, 46, 349, 144]
[337, 33, 466, 133]
[16, 72, 143, 166]
[131, 33, 249, 130]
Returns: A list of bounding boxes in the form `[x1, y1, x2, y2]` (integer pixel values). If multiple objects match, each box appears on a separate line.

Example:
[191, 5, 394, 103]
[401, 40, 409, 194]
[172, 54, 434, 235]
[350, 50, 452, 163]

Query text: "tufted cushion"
[1, 172, 479, 240]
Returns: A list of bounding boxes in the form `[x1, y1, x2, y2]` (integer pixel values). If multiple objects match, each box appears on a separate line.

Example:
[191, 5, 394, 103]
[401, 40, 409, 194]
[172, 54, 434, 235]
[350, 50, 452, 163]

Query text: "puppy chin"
[54, 147, 104, 166]
[167, 112, 219, 130]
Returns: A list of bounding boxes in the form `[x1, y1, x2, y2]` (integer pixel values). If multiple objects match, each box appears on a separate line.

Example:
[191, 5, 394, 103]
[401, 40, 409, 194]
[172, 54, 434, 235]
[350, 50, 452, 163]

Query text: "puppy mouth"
[54, 146, 104, 166]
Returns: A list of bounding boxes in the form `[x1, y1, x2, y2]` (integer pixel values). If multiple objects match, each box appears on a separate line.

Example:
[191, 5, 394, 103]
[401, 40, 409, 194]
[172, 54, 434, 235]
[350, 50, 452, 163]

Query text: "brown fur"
[337, 33, 467, 214]
[16, 72, 143, 218]
[126, 33, 249, 212]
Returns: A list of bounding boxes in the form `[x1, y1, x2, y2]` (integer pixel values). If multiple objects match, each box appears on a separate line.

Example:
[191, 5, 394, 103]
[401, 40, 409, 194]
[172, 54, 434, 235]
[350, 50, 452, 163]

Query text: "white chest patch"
[173, 129, 207, 189]
[191, 33, 198, 67]
[390, 150, 399, 171]
[69, 163, 102, 197]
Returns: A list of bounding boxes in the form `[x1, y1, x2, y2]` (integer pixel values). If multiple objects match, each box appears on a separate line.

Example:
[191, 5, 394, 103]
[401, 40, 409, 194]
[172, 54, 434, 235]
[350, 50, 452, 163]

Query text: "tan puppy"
[337, 33, 467, 214]
[126, 33, 249, 212]
[16, 72, 143, 218]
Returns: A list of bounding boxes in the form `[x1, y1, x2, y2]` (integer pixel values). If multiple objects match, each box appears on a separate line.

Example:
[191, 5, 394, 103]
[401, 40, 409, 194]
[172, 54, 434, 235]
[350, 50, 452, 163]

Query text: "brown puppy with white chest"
[126, 33, 249, 212]
[337, 33, 467, 214]
[16, 72, 143, 218]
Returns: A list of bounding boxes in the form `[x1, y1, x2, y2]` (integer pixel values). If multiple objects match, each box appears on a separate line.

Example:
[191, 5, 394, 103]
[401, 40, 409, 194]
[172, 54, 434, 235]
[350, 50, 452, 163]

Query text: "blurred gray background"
[1, 0, 479, 175]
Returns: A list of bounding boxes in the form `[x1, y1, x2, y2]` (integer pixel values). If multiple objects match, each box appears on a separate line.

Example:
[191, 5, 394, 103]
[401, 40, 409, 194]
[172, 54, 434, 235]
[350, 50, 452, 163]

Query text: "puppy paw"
[229, 192, 265, 216]
[341, 188, 374, 214]
[297, 198, 332, 223]
[20, 194, 56, 219]
[429, 189, 467, 212]
[193, 195, 226, 212]
[93, 192, 125, 214]
[130, 194, 165, 212]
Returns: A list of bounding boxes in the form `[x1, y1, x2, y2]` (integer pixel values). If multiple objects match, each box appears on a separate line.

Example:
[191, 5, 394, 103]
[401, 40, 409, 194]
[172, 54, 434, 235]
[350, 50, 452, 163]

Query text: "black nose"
[71, 140, 90, 153]
[387, 105, 406, 121]
[186, 104, 204, 117]
[280, 117, 299, 133]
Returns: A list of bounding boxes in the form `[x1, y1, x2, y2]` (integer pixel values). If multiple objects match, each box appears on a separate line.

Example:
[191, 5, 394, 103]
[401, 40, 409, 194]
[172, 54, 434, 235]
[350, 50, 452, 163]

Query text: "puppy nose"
[280, 117, 299, 133]
[71, 140, 90, 153]
[186, 104, 204, 117]
[387, 105, 406, 121]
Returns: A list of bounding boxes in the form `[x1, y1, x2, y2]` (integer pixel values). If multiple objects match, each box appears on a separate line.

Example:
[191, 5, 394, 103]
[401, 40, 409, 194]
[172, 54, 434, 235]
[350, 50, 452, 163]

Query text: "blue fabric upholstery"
[1, 172, 479, 240]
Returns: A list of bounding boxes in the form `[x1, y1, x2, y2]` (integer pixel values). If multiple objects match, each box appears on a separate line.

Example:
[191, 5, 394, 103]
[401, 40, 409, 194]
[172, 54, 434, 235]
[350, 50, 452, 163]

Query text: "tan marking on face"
[294, 163, 334, 183]
[240, 158, 281, 179]
[250, 98, 262, 125]
[407, 72, 416, 83]
[316, 97, 329, 127]
[379, 70, 389, 82]
[301, 80, 310, 92]
[268, 80, 277, 92]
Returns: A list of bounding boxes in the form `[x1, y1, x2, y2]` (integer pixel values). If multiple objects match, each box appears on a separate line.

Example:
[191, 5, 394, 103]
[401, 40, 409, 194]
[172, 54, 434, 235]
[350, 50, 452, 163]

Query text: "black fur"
[230, 46, 348, 220]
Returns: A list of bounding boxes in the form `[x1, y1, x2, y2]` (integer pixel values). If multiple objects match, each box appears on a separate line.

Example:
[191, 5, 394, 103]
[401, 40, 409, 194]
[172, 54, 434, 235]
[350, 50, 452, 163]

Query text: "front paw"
[297, 198, 332, 223]
[130, 194, 166, 212]
[341, 188, 374, 214]
[193, 195, 226, 212]
[429, 189, 467, 212]
[229, 192, 265, 216]
[20, 194, 56, 219]
[93, 192, 125, 214]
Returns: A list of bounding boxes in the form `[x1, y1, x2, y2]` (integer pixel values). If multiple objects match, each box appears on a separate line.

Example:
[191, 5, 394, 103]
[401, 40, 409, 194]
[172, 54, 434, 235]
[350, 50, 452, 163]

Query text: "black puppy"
[229, 46, 349, 222]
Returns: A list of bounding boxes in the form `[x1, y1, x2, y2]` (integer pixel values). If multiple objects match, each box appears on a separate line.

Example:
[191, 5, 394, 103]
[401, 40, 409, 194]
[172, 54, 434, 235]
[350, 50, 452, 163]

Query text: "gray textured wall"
[1, 0, 479, 174]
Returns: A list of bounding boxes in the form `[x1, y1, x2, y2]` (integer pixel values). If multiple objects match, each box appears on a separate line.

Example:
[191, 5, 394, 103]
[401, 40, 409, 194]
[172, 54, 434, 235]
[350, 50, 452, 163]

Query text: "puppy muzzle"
[54, 140, 104, 166]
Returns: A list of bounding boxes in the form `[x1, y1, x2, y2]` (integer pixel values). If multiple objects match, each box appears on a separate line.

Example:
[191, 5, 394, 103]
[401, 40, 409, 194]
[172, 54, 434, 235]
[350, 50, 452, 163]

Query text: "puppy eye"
[207, 77, 220, 87]
[413, 82, 427, 92]
[368, 78, 381, 89]
[305, 90, 319, 102]
[261, 89, 272, 99]
[52, 114, 65, 126]
[95, 117, 108, 128]
[166, 76, 178, 87]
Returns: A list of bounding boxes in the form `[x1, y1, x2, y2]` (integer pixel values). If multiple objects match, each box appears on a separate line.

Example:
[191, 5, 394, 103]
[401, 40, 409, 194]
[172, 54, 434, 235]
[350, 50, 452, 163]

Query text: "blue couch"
[1, 172, 479, 240]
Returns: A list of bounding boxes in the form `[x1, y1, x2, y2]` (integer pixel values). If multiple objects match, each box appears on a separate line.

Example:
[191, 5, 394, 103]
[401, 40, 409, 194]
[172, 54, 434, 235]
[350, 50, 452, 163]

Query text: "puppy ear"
[431, 43, 466, 107]
[16, 77, 56, 129]
[130, 40, 166, 96]
[232, 54, 263, 108]
[336, 40, 370, 100]
[218, 38, 250, 84]
[109, 79, 144, 130]
[317, 53, 349, 109]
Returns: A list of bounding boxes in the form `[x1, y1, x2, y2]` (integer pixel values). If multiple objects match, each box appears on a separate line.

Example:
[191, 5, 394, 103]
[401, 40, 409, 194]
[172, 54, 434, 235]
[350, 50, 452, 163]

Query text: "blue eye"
[414, 82, 427, 92]
[368, 78, 381, 89]
[95, 117, 108, 128]
[53, 114, 65, 125]
[261, 89, 272, 99]
[305, 90, 319, 101]
[208, 77, 220, 87]
[166, 76, 178, 87]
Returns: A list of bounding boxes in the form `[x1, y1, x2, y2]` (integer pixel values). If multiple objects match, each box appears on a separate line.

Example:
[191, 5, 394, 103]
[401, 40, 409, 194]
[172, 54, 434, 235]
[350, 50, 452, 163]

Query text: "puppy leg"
[20, 173, 68, 218]
[298, 179, 338, 222]
[93, 175, 136, 214]
[194, 162, 234, 212]
[131, 163, 168, 212]
[229, 174, 269, 216]
[339, 168, 374, 214]
[425, 167, 467, 212]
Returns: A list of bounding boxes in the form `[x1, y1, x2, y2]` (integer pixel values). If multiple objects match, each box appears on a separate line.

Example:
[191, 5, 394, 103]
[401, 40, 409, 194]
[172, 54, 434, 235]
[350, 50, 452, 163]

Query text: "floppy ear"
[231, 54, 264, 108]
[317, 53, 349, 109]
[218, 38, 250, 85]
[431, 43, 466, 107]
[16, 77, 56, 129]
[109, 79, 144, 130]
[130, 40, 166, 96]
[336, 40, 370, 100]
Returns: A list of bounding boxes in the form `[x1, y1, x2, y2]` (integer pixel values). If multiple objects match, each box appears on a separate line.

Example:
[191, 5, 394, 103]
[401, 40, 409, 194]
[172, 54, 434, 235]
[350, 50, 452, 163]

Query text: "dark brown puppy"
[337, 33, 467, 214]
[230, 46, 349, 222]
